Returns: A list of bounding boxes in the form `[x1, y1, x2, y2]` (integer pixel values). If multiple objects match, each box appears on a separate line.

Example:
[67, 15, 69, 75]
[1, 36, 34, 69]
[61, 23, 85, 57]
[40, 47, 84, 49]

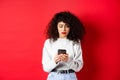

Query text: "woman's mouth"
[62, 32, 66, 34]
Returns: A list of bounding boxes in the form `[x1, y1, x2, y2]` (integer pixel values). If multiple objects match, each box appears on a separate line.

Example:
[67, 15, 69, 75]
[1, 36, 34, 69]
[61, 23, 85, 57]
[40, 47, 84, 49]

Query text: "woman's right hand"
[54, 54, 61, 63]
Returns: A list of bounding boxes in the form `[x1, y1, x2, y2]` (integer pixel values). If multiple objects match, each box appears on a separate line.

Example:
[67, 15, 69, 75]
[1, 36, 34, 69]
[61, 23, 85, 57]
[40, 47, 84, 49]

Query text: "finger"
[64, 54, 68, 56]
[55, 58, 61, 62]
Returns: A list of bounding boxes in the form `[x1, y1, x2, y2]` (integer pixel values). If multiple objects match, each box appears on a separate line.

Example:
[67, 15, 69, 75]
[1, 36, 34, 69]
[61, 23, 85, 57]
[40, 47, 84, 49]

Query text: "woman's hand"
[54, 54, 69, 63]
[54, 54, 61, 63]
[59, 54, 68, 62]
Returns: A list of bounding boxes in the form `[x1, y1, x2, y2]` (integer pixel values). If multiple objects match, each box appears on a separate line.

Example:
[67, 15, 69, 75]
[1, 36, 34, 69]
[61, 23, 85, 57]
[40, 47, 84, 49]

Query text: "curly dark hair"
[46, 11, 85, 43]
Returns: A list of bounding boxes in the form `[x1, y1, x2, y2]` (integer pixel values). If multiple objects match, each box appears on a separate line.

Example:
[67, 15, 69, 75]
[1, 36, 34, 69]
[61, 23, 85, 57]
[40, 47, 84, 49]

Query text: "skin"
[54, 21, 70, 63]
[57, 21, 70, 38]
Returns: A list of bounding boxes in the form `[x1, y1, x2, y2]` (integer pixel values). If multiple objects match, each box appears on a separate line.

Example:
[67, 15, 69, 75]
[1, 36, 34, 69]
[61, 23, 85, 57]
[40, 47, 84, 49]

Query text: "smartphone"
[58, 49, 66, 55]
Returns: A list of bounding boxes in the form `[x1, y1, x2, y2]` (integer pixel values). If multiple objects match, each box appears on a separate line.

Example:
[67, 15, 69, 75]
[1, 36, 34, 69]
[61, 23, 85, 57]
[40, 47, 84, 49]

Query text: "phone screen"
[58, 49, 66, 55]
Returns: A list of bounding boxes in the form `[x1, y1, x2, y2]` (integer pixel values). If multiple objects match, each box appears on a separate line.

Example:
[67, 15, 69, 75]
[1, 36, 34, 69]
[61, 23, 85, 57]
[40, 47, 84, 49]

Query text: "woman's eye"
[59, 25, 63, 28]
[65, 24, 70, 27]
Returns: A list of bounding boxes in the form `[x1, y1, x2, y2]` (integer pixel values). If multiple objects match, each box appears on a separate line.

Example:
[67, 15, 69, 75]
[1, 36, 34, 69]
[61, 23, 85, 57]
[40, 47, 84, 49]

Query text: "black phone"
[58, 49, 66, 55]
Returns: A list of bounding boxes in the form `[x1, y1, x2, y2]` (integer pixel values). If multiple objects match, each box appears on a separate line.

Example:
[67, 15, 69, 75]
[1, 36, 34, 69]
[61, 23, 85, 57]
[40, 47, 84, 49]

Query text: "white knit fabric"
[42, 38, 83, 72]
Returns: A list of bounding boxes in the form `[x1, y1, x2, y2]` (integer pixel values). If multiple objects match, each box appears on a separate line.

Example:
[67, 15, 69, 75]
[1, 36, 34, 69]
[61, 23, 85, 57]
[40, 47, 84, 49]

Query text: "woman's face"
[57, 21, 70, 38]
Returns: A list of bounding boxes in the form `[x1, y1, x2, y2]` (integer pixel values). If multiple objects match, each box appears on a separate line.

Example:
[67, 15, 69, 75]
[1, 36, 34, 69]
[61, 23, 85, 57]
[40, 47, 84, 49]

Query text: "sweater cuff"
[67, 60, 75, 68]
[66, 58, 77, 71]
[52, 57, 59, 68]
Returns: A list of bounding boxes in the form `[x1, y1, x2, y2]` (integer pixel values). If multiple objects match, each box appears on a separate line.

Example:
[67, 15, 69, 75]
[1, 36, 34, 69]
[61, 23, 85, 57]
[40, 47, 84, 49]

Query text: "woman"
[42, 11, 85, 80]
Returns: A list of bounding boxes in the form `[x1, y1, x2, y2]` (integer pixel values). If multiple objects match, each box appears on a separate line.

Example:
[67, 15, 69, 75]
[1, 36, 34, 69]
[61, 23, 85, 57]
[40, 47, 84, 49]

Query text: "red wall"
[0, 0, 119, 80]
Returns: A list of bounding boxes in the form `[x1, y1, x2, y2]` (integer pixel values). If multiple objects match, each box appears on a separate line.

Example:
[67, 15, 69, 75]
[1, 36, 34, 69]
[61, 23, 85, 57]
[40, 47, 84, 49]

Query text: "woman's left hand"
[59, 54, 69, 62]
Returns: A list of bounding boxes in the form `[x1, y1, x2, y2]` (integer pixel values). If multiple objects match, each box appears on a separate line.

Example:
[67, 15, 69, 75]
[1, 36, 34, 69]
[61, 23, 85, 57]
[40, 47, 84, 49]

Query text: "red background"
[0, 0, 120, 80]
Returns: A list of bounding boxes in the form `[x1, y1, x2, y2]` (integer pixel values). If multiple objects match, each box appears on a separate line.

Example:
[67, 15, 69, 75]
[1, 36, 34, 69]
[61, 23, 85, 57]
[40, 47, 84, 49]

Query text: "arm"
[67, 42, 83, 72]
[42, 40, 59, 72]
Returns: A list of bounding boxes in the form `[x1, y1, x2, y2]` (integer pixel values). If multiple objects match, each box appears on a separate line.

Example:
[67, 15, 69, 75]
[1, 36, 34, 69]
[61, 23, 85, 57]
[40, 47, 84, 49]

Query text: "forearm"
[42, 58, 59, 72]
[67, 60, 83, 72]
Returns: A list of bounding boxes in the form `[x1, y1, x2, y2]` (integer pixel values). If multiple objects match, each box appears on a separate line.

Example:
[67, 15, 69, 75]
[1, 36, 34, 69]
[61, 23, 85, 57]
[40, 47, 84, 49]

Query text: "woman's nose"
[63, 25, 67, 30]
[63, 27, 66, 31]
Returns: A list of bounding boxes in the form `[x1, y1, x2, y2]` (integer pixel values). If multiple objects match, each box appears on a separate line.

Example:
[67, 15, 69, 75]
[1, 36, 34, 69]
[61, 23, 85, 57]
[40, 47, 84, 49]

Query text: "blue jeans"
[47, 72, 77, 80]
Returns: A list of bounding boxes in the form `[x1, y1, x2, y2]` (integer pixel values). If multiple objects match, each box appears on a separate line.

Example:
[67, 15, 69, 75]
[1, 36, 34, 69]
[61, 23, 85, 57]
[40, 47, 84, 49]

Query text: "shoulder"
[72, 40, 81, 45]
[72, 40, 82, 49]
[44, 38, 54, 45]
[44, 39, 50, 44]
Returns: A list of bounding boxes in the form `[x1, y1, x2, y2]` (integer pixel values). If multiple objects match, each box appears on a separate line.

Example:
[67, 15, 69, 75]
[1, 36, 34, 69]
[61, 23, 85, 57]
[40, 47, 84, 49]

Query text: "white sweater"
[42, 38, 83, 73]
